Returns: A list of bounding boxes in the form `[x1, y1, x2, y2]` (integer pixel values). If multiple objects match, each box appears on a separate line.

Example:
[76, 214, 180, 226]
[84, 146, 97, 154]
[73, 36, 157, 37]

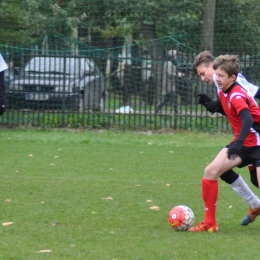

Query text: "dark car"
[7, 56, 105, 111]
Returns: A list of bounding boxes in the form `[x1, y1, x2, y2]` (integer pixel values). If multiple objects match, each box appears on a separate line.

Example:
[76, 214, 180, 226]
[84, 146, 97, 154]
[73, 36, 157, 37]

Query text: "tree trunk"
[200, 0, 216, 54]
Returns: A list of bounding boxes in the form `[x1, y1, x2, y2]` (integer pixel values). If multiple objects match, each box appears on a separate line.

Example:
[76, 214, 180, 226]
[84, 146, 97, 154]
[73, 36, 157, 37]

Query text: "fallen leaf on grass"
[146, 200, 153, 203]
[149, 206, 160, 211]
[102, 197, 113, 200]
[2, 222, 13, 226]
[135, 184, 141, 187]
[5, 199, 11, 202]
[147, 142, 153, 145]
[54, 156, 58, 158]
[166, 183, 171, 186]
[28, 154, 33, 157]
[36, 250, 52, 253]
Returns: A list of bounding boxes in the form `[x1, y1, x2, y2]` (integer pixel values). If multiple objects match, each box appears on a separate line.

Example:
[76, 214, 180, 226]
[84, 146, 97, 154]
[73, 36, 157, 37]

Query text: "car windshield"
[24, 57, 92, 75]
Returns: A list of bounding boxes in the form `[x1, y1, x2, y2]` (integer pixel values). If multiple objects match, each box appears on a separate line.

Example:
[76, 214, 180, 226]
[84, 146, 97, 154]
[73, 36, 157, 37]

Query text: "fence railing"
[1, 41, 259, 131]
[0, 106, 231, 132]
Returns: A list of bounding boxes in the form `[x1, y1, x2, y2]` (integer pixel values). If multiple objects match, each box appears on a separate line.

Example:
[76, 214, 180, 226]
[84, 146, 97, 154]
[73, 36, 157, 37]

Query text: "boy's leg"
[221, 166, 260, 225]
[231, 174, 260, 209]
[203, 148, 242, 180]
[189, 177, 219, 232]
[248, 166, 260, 188]
[241, 166, 260, 225]
[189, 148, 258, 232]
[202, 178, 218, 227]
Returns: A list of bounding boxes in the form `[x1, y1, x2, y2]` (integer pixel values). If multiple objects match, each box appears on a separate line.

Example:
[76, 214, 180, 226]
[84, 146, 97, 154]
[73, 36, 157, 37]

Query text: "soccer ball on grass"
[168, 205, 195, 231]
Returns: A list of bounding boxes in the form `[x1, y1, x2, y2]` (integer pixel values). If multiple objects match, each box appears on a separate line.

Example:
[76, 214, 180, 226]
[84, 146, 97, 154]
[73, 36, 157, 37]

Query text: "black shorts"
[226, 144, 260, 168]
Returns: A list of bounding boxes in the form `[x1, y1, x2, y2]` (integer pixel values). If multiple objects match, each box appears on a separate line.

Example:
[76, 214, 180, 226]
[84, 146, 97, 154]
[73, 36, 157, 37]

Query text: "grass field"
[1, 128, 260, 260]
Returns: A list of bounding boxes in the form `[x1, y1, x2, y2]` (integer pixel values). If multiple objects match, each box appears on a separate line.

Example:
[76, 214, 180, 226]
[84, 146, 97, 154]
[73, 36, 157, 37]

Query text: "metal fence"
[1, 39, 259, 131]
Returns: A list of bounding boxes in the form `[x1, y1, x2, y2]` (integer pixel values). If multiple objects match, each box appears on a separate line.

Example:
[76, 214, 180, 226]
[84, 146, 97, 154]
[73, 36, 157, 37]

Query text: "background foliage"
[1, 0, 260, 54]
[1, 0, 260, 130]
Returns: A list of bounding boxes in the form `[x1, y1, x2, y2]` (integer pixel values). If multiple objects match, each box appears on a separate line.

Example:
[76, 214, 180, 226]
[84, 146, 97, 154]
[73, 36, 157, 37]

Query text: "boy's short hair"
[192, 51, 214, 74]
[213, 55, 240, 77]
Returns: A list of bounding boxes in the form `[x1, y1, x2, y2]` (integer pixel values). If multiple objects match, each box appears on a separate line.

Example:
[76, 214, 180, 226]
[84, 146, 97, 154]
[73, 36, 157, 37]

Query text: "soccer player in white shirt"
[192, 51, 260, 227]
[0, 53, 8, 115]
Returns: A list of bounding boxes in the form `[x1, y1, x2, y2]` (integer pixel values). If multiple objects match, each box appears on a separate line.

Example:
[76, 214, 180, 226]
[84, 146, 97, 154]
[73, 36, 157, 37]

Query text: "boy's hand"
[204, 100, 225, 114]
[197, 94, 212, 105]
[227, 140, 243, 160]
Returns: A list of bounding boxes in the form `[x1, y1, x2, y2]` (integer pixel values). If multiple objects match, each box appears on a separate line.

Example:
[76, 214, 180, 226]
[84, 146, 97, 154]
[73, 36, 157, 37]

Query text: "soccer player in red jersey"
[189, 55, 260, 232]
[192, 51, 260, 227]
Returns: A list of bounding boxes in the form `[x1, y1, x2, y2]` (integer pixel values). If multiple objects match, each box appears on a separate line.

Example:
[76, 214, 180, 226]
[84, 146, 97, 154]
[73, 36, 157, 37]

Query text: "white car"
[8, 56, 106, 111]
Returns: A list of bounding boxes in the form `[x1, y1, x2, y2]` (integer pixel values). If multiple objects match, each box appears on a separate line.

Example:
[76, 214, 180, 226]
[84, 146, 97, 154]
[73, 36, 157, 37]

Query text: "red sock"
[202, 177, 218, 226]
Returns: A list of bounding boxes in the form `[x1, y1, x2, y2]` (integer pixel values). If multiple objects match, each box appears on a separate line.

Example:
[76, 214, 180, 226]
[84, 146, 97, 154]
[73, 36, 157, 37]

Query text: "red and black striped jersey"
[219, 84, 260, 147]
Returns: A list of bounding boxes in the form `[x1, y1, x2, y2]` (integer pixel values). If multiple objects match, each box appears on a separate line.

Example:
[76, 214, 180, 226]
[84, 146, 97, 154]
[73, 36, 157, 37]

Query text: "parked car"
[7, 56, 105, 111]
[4, 69, 14, 91]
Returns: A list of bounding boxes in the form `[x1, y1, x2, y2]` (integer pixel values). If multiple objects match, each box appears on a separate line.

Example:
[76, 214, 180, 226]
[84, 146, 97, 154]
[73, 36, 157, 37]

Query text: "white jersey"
[0, 54, 8, 72]
[213, 72, 259, 97]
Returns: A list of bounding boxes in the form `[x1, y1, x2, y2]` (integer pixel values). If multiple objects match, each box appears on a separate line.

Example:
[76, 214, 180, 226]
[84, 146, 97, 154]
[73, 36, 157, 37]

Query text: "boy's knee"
[204, 165, 219, 180]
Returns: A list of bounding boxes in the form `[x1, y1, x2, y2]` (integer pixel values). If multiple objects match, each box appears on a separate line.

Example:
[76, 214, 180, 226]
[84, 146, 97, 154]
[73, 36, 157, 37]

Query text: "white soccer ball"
[168, 205, 195, 231]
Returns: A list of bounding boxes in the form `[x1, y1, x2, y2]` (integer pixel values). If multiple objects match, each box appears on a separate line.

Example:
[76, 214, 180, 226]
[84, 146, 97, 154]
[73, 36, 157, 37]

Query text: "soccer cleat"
[188, 222, 218, 233]
[241, 207, 260, 226]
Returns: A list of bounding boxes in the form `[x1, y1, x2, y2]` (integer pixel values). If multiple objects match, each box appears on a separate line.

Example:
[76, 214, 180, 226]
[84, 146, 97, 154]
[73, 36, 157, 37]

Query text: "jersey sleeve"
[236, 73, 259, 97]
[0, 54, 8, 72]
[230, 94, 249, 115]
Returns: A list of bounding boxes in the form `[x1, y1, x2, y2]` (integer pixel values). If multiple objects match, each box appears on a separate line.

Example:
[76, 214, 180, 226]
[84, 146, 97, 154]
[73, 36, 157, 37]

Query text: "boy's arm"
[197, 93, 260, 135]
[197, 94, 225, 115]
[227, 109, 253, 159]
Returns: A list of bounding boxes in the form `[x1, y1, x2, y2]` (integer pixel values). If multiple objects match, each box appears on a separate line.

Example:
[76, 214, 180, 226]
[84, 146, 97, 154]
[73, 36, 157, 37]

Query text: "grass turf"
[0, 128, 259, 259]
